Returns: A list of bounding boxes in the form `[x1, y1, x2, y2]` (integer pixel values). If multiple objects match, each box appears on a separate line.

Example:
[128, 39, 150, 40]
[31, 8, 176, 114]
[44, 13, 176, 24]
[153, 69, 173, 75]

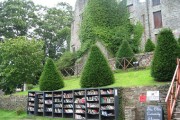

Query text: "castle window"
[152, 0, 160, 6]
[153, 11, 162, 29]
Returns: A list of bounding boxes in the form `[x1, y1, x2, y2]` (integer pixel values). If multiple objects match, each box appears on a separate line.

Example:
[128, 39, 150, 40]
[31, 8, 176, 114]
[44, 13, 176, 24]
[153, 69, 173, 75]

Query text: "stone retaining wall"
[0, 84, 169, 120]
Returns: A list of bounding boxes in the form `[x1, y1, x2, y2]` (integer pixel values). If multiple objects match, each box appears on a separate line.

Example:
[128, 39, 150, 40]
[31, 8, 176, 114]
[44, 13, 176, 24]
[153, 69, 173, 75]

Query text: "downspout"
[146, 0, 151, 39]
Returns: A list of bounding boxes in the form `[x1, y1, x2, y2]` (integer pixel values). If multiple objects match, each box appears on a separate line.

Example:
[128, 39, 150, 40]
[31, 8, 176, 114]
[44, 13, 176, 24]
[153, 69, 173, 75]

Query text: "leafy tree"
[80, 45, 115, 88]
[145, 38, 155, 52]
[0, 37, 44, 94]
[34, 2, 73, 59]
[79, 0, 142, 55]
[39, 58, 64, 91]
[0, 0, 37, 38]
[116, 40, 134, 68]
[151, 29, 178, 81]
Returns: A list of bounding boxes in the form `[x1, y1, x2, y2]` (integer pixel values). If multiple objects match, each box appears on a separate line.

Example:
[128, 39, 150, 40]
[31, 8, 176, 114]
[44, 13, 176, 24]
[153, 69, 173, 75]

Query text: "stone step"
[173, 112, 180, 118]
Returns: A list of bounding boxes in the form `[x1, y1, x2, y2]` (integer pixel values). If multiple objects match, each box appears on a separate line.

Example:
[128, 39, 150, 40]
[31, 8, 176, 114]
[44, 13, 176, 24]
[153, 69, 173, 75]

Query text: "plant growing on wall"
[39, 58, 64, 91]
[145, 38, 155, 52]
[79, 0, 142, 56]
[80, 45, 115, 88]
[151, 29, 178, 81]
[116, 40, 135, 69]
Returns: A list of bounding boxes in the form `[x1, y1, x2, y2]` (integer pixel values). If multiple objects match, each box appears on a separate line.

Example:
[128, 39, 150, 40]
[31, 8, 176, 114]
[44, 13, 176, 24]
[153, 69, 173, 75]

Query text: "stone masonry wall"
[0, 95, 27, 111]
[0, 84, 169, 120]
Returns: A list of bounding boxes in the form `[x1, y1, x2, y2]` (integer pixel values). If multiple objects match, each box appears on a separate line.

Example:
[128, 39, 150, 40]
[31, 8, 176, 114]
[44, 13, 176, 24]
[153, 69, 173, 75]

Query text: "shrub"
[39, 58, 64, 91]
[80, 45, 115, 88]
[27, 84, 34, 90]
[16, 107, 24, 115]
[145, 38, 155, 52]
[151, 29, 178, 81]
[116, 40, 135, 69]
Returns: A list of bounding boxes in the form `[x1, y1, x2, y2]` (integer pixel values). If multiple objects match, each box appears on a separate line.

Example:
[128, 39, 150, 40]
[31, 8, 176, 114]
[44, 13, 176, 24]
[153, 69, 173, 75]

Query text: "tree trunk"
[23, 82, 27, 91]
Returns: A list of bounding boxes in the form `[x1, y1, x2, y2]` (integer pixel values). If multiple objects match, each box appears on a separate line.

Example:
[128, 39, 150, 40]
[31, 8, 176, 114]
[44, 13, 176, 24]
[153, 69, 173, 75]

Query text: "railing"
[165, 59, 180, 120]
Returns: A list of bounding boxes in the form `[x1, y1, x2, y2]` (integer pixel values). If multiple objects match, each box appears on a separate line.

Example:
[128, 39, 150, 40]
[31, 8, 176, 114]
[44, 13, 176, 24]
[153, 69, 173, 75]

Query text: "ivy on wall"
[79, 0, 144, 57]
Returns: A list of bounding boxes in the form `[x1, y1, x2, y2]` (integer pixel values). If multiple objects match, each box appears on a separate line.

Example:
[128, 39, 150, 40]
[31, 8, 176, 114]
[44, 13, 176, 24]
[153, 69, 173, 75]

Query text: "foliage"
[34, 3, 73, 59]
[151, 29, 178, 81]
[80, 45, 115, 88]
[27, 84, 34, 90]
[16, 107, 24, 115]
[131, 22, 144, 53]
[56, 52, 76, 70]
[145, 38, 155, 52]
[79, 0, 137, 55]
[39, 58, 64, 91]
[116, 40, 135, 68]
[0, 37, 44, 94]
[0, 0, 37, 38]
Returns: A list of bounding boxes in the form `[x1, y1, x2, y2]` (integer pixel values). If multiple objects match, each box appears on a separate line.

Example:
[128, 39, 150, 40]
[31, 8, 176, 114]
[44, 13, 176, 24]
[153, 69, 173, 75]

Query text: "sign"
[147, 91, 159, 101]
[145, 106, 164, 120]
[139, 93, 146, 102]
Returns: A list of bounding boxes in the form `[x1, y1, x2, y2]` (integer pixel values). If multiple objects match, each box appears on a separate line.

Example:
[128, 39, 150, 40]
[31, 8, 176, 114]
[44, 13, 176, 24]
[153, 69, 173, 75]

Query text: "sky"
[0, 0, 76, 9]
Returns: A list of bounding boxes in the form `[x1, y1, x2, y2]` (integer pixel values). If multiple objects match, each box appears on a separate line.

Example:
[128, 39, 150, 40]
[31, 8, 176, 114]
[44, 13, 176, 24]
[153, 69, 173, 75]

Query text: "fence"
[61, 52, 153, 77]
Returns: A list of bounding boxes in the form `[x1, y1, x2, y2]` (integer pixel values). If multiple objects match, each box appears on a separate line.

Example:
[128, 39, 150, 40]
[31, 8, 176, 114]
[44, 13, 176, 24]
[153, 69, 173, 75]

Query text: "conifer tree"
[151, 29, 178, 81]
[80, 45, 115, 88]
[39, 58, 64, 91]
[145, 39, 155, 52]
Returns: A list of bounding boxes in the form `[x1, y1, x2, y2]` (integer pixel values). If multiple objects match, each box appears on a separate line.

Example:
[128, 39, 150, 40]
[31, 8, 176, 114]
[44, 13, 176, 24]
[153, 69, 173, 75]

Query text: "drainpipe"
[146, 0, 151, 39]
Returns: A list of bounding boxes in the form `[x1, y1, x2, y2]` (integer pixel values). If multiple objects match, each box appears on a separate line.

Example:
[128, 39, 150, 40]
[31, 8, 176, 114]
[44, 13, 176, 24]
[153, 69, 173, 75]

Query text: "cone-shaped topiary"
[116, 40, 135, 68]
[145, 38, 155, 52]
[39, 58, 64, 91]
[80, 45, 115, 88]
[151, 29, 178, 81]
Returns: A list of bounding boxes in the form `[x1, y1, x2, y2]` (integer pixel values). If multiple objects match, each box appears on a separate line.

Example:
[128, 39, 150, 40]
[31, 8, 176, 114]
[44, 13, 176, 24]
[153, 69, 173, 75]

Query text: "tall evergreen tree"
[39, 58, 64, 91]
[145, 38, 155, 52]
[151, 29, 178, 81]
[80, 45, 115, 88]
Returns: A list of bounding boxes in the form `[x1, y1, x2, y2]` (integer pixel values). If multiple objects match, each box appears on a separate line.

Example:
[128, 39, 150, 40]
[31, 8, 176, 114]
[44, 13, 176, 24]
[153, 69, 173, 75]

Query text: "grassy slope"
[15, 68, 169, 95]
[0, 110, 72, 120]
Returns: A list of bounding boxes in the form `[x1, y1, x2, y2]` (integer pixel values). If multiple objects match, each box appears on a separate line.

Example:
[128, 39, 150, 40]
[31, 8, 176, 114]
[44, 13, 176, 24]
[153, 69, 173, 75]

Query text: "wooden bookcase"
[27, 88, 119, 120]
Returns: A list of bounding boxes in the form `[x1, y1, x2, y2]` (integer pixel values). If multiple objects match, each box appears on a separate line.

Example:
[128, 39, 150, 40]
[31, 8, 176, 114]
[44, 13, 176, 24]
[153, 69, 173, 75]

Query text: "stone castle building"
[70, 0, 180, 52]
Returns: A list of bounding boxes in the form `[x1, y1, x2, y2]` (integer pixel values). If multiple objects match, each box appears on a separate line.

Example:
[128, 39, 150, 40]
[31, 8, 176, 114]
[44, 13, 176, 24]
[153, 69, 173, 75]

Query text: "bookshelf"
[63, 90, 74, 118]
[27, 88, 119, 120]
[53, 91, 63, 118]
[74, 89, 86, 120]
[36, 92, 44, 116]
[44, 92, 53, 117]
[27, 91, 35, 115]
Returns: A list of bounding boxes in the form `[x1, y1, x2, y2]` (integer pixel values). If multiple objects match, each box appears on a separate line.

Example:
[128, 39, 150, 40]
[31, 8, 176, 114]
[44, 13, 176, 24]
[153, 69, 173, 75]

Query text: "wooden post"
[167, 100, 171, 120]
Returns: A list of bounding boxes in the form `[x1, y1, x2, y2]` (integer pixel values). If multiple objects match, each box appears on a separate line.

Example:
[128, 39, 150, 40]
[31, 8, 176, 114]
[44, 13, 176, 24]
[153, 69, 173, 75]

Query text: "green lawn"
[0, 109, 72, 120]
[15, 68, 169, 95]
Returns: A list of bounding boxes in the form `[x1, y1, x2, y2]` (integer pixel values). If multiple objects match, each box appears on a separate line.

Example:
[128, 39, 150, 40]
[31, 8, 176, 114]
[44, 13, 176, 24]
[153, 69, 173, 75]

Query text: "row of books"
[29, 97, 35, 101]
[38, 95, 43, 98]
[75, 114, 86, 119]
[75, 109, 85, 113]
[101, 105, 114, 110]
[101, 111, 114, 116]
[54, 108, 62, 113]
[87, 90, 98, 95]
[87, 109, 99, 114]
[28, 102, 34, 106]
[46, 108, 52, 112]
[64, 109, 73, 113]
[75, 105, 85, 109]
[54, 104, 62, 108]
[87, 103, 99, 108]
[45, 94, 52, 97]
[100, 89, 114, 94]
[38, 108, 43, 112]
[64, 99, 73, 103]
[101, 97, 114, 103]
[74, 98, 85, 103]
[28, 107, 34, 111]
[63, 93, 73, 98]
[54, 98, 62, 102]
[45, 100, 52, 104]
[74, 91, 85, 95]
[64, 104, 73, 108]
[29, 93, 35, 96]
[54, 94, 62, 97]
[38, 104, 44, 108]
[38, 99, 43, 103]
[87, 96, 99, 101]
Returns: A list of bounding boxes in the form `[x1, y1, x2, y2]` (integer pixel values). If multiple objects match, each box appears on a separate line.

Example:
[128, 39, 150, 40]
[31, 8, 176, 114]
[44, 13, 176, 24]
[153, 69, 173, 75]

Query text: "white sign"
[146, 91, 159, 101]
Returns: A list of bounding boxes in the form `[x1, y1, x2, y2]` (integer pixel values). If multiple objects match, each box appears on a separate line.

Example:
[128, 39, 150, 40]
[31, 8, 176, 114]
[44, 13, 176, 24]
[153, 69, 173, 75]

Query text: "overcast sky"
[0, 0, 76, 9]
